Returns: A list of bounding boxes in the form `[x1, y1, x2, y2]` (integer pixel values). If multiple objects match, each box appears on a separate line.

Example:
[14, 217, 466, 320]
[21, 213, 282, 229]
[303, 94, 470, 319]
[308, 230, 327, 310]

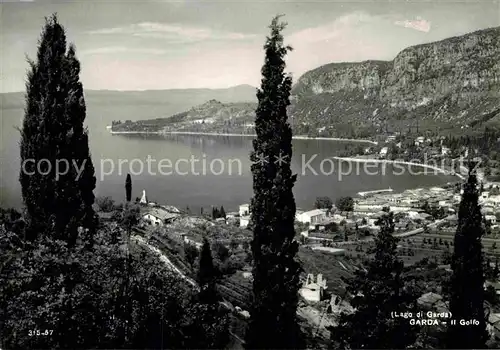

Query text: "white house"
[142, 207, 180, 226]
[441, 146, 450, 155]
[379, 147, 388, 158]
[482, 206, 495, 215]
[486, 196, 500, 207]
[389, 206, 414, 213]
[296, 209, 326, 227]
[240, 216, 250, 228]
[239, 204, 250, 217]
[299, 274, 327, 302]
[486, 215, 497, 224]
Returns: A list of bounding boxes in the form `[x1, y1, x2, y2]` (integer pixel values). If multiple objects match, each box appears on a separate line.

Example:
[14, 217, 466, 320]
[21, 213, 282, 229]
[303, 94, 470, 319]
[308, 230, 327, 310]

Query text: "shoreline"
[333, 156, 466, 180]
[109, 130, 378, 144]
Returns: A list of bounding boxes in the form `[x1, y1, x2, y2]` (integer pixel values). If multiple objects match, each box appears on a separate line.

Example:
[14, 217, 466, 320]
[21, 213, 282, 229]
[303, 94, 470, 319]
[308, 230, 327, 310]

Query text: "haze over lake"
[1, 98, 457, 212]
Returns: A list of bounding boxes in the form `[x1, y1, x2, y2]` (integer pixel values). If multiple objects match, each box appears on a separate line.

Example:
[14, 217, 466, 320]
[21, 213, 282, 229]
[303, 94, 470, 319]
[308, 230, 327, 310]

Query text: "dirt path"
[131, 235, 198, 289]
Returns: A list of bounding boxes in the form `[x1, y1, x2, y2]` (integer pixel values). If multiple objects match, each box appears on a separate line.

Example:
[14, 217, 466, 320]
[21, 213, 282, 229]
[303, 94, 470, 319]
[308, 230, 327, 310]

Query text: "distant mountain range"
[0, 84, 257, 111]
[112, 26, 500, 137]
[4, 26, 500, 138]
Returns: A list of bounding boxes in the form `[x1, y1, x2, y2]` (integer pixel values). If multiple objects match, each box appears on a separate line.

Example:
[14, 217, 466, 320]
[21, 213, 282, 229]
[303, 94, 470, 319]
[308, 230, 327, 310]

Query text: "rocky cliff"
[291, 26, 500, 137]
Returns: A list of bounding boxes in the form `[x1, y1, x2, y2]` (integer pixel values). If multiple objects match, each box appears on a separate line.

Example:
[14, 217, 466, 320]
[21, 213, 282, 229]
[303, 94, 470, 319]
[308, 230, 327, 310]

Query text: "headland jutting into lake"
[108, 128, 378, 145]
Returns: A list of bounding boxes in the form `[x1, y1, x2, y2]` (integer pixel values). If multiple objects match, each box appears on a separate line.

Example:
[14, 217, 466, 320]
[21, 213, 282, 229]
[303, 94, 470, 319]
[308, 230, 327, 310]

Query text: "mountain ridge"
[0, 84, 258, 111]
[289, 25, 500, 137]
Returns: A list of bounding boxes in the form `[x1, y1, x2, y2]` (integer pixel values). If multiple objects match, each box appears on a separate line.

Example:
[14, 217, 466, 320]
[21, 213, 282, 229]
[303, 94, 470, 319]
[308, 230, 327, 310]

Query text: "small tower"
[140, 189, 148, 204]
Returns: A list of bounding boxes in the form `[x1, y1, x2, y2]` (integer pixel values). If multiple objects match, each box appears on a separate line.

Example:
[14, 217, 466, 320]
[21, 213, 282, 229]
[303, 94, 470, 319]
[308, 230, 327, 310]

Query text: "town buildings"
[299, 274, 328, 302]
[142, 207, 180, 226]
[239, 203, 251, 228]
[296, 209, 327, 229]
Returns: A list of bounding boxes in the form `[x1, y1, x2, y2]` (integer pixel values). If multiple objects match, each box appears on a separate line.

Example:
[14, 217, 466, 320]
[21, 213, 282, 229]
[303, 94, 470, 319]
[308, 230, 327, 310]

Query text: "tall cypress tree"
[182, 237, 230, 349]
[447, 165, 487, 349]
[197, 238, 218, 304]
[125, 174, 132, 202]
[245, 15, 303, 349]
[19, 14, 96, 245]
[331, 212, 418, 349]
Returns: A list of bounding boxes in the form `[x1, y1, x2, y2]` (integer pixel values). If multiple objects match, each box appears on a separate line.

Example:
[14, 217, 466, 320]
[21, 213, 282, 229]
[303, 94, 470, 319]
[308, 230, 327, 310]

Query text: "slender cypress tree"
[331, 212, 418, 349]
[125, 174, 132, 202]
[63, 43, 97, 242]
[19, 14, 96, 245]
[197, 238, 218, 304]
[183, 237, 229, 349]
[447, 165, 488, 349]
[245, 15, 303, 349]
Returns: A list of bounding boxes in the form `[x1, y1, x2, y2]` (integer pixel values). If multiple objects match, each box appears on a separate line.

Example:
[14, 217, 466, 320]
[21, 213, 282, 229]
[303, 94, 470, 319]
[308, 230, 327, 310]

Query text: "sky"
[1, 0, 499, 93]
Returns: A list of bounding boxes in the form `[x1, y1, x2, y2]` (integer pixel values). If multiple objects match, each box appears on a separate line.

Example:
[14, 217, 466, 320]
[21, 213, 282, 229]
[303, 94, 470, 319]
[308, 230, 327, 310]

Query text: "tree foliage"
[336, 196, 354, 212]
[447, 167, 488, 349]
[212, 241, 230, 263]
[245, 15, 304, 349]
[314, 196, 333, 209]
[197, 238, 218, 304]
[96, 196, 116, 213]
[0, 224, 205, 349]
[125, 174, 132, 202]
[19, 14, 96, 245]
[184, 243, 199, 268]
[189, 238, 230, 349]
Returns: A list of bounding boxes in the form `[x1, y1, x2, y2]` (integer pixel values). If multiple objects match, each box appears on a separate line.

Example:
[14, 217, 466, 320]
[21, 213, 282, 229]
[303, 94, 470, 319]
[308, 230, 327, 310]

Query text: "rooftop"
[300, 209, 325, 217]
[144, 207, 180, 221]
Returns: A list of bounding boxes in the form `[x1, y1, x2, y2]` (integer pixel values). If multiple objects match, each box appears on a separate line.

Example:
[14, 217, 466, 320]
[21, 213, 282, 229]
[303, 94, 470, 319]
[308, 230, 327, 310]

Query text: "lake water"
[1, 103, 457, 212]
